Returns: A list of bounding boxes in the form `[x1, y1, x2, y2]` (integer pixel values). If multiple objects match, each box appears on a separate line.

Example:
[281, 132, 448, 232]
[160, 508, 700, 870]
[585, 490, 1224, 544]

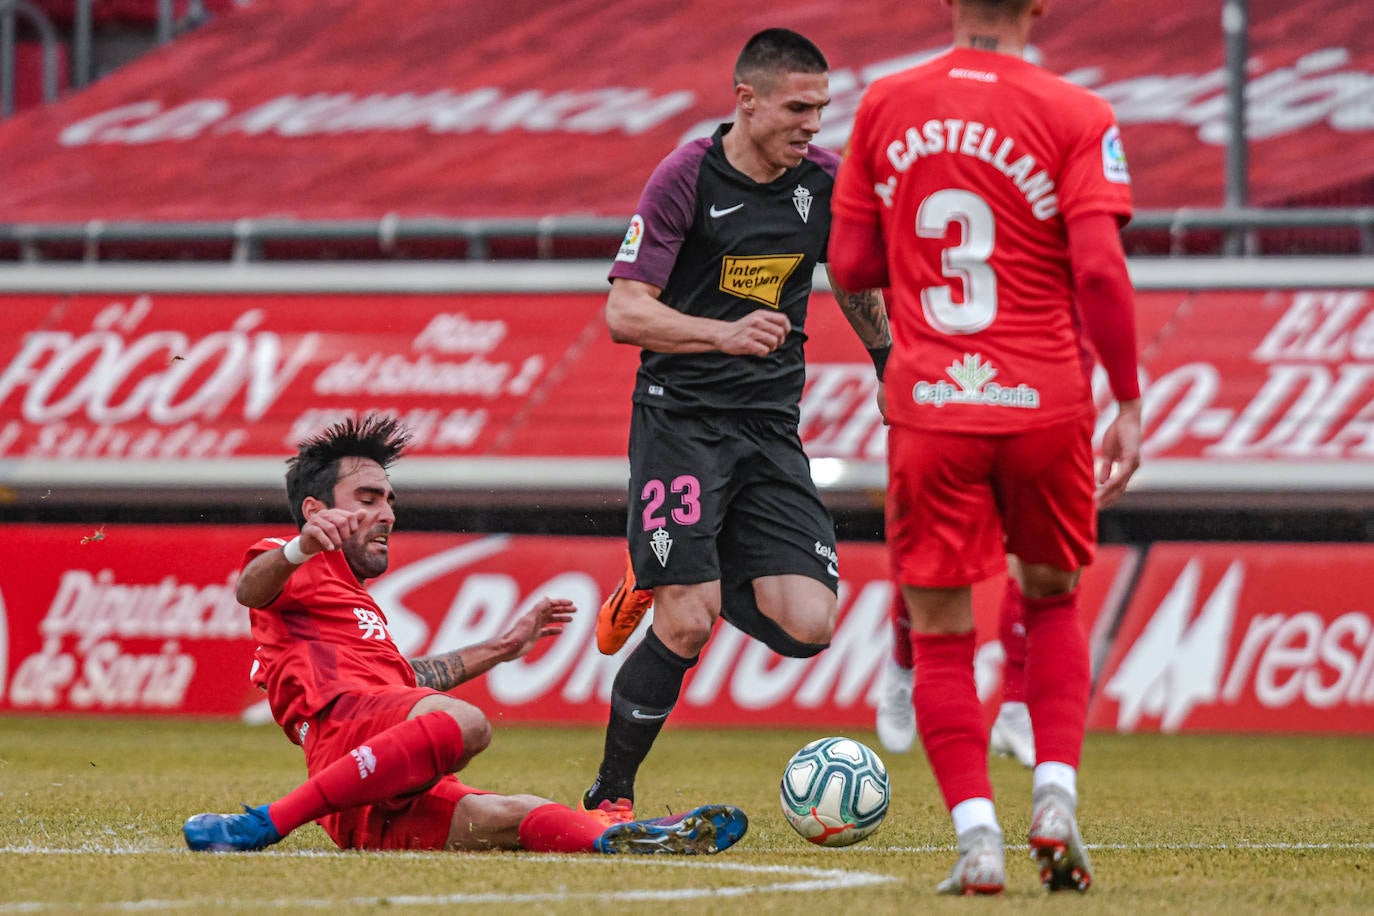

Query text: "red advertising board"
[1089, 543, 1374, 734]
[4, 288, 1371, 477]
[0, 524, 1132, 728]
[0, 288, 881, 465]
[0, 292, 627, 461]
[1116, 290, 1374, 464]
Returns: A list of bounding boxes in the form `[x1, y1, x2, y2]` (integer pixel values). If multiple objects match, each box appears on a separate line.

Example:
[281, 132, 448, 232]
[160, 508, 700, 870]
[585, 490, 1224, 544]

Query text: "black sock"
[584, 627, 697, 806]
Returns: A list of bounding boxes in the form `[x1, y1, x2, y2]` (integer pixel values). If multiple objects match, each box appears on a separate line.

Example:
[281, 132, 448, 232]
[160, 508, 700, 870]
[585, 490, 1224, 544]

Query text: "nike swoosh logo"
[709, 203, 744, 218]
[631, 709, 669, 721]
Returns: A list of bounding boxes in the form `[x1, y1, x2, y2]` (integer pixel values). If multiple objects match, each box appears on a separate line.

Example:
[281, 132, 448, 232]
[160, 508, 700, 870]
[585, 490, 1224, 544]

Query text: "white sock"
[951, 797, 1000, 837]
[1033, 762, 1078, 802]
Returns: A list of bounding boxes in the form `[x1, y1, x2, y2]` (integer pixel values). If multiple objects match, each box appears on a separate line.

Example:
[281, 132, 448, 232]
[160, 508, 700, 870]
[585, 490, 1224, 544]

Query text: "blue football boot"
[594, 803, 748, 855]
[183, 804, 283, 852]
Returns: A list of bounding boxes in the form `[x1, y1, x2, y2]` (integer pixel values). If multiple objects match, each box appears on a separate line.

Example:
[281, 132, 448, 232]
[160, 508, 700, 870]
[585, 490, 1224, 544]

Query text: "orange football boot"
[596, 549, 654, 654]
[580, 795, 636, 827]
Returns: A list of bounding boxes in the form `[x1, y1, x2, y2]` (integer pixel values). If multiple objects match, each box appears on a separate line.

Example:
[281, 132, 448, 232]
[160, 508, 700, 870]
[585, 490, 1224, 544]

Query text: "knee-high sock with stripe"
[1023, 590, 1091, 768]
[912, 630, 992, 811]
[517, 803, 607, 853]
[266, 711, 465, 835]
[586, 627, 697, 805]
[998, 577, 1028, 703]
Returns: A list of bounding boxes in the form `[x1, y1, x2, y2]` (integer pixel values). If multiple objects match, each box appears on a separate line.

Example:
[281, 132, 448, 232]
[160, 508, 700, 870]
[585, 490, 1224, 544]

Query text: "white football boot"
[936, 825, 1006, 896]
[989, 701, 1036, 768]
[874, 658, 916, 753]
[1028, 785, 1093, 892]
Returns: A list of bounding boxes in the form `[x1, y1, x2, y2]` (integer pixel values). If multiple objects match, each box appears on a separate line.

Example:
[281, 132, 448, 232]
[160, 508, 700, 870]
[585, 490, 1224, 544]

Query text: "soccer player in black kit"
[581, 28, 892, 822]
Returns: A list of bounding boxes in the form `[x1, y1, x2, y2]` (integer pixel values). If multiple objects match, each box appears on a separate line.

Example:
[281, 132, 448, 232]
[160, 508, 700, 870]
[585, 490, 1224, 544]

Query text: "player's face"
[748, 71, 829, 172]
[331, 457, 396, 580]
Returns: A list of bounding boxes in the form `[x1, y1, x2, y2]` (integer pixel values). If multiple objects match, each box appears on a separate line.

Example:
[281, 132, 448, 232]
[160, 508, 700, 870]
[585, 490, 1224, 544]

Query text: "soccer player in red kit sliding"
[829, 0, 1142, 896]
[183, 414, 747, 855]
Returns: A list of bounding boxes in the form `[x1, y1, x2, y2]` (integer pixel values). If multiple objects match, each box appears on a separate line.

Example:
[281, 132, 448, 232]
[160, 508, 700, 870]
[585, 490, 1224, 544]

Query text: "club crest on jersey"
[912, 353, 1041, 409]
[650, 528, 673, 568]
[719, 254, 804, 308]
[792, 185, 813, 222]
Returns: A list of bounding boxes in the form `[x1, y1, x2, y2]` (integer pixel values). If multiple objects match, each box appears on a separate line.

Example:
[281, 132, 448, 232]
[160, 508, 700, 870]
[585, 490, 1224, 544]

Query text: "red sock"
[889, 586, 913, 668]
[1024, 591, 1090, 769]
[912, 630, 992, 811]
[267, 711, 465, 835]
[998, 577, 1028, 703]
[517, 803, 605, 853]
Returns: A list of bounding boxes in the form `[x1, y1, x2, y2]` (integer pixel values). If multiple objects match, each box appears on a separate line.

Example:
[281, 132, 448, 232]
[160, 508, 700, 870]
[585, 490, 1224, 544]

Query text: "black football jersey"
[610, 123, 838, 420]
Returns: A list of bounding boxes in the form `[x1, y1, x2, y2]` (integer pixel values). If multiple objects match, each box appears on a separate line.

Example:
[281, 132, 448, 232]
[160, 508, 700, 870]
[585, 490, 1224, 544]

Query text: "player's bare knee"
[412, 695, 491, 762]
[652, 615, 713, 656]
[648, 589, 718, 656]
[780, 610, 835, 646]
[1017, 562, 1080, 599]
[457, 713, 492, 759]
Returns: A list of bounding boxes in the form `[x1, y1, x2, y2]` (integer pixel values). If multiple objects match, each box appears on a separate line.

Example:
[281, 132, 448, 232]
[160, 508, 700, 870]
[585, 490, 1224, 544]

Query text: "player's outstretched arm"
[606, 277, 789, 356]
[409, 597, 576, 691]
[235, 508, 366, 608]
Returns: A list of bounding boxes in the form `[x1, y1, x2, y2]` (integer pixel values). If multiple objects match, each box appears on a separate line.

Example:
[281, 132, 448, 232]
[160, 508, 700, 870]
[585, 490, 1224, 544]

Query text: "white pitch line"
[0, 857, 894, 913]
[4, 840, 1374, 857]
[4, 842, 1373, 912]
[871, 842, 1374, 853]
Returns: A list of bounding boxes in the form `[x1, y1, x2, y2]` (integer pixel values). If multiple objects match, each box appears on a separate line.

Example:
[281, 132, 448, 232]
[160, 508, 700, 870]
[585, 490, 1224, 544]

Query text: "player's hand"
[719, 309, 791, 356]
[876, 383, 889, 425]
[1096, 399, 1142, 508]
[297, 508, 367, 556]
[498, 596, 577, 660]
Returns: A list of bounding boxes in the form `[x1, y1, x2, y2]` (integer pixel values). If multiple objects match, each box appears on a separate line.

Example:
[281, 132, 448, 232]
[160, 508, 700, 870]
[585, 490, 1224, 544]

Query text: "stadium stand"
[1, 0, 1372, 258]
[0, 0, 1372, 540]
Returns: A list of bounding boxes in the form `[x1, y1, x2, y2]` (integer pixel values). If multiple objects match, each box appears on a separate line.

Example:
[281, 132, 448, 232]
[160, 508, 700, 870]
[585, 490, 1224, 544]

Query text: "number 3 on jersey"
[917, 189, 997, 335]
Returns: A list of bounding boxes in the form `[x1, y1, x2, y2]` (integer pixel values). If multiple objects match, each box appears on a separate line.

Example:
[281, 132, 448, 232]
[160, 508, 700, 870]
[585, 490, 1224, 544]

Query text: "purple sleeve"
[608, 139, 709, 289]
[807, 143, 841, 180]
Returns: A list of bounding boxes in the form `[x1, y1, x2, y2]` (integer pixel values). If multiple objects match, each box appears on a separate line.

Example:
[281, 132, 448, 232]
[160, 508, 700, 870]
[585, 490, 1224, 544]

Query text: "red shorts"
[886, 417, 1096, 588]
[299, 685, 481, 850]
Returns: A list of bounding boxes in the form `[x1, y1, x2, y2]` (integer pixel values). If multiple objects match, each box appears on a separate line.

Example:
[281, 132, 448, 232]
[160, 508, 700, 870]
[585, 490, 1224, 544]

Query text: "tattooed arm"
[827, 267, 892, 378]
[409, 596, 576, 691]
[831, 282, 891, 352]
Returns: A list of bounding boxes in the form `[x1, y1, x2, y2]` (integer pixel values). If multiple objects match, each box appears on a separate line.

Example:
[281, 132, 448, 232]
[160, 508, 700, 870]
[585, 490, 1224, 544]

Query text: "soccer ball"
[779, 736, 889, 847]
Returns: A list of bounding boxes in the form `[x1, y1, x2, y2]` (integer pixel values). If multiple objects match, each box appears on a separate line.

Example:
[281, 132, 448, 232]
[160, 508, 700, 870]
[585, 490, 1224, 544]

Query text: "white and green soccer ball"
[779, 736, 889, 847]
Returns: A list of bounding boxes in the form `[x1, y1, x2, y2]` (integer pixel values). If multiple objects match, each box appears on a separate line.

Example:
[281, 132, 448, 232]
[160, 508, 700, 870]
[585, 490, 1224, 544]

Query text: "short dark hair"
[284, 414, 411, 528]
[734, 28, 828, 92]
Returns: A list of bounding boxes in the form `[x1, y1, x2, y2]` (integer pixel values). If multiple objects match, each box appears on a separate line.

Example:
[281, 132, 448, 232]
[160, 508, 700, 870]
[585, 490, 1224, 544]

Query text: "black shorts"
[625, 403, 839, 642]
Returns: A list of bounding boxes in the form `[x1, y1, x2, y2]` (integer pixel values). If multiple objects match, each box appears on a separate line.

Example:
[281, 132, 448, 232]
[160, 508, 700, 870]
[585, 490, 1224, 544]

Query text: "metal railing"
[2, 208, 1373, 264]
[0, 0, 60, 116]
[2, 0, 216, 106]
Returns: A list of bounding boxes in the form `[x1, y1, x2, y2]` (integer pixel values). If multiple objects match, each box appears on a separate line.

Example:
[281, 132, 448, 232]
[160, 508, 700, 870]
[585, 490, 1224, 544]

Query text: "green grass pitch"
[2, 716, 1371, 914]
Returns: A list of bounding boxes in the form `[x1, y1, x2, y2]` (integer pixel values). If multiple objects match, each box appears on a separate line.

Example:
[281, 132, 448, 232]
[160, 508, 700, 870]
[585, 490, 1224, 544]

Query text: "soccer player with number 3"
[830, 0, 1143, 896]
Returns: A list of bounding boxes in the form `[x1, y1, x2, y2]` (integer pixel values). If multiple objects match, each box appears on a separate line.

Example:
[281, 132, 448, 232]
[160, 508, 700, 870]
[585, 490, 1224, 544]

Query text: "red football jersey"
[833, 48, 1133, 433]
[244, 537, 417, 741]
